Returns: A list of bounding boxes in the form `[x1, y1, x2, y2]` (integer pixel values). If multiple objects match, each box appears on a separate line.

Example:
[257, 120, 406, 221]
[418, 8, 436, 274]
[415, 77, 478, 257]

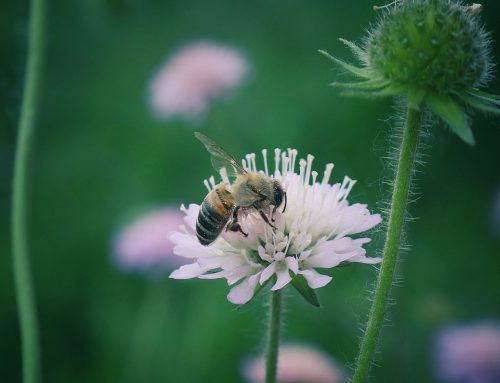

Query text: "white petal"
[169, 263, 205, 279]
[299, 269, 332, 288]
[199, 270, 227, 279]
[285, 257, 299, 274]
[182, 204, 200, 230]
[227, 274, 260, 304]
[348, 255, 382, 264]
[298, 249, 312, 261]
[226, 265, 258, 285]
[354, 213, 382, 233]
[258, 245, 273, 263]
[260, 263, 276, 284]
[271, 269, 292, 291]
[274, 251, 285, 261]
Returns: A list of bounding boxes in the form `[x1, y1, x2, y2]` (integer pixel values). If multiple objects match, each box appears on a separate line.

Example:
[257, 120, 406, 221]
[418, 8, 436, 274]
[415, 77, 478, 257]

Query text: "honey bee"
[195, 132, 287, 246]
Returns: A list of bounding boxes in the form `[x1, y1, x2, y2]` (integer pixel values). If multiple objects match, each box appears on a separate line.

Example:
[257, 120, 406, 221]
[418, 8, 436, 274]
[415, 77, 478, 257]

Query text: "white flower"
[169, 148, 382, 304]
[149, 41, 248, 121]
[242, 344, 345, 383]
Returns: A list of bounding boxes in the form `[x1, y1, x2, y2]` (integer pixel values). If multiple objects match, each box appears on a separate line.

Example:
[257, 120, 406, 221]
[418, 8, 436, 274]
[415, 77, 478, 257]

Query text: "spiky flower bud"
[321, 0, 500, 145]
[369, 0, 490, 94]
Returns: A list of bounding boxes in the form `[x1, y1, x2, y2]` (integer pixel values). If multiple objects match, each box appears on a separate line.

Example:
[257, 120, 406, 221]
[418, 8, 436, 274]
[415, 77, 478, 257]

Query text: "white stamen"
[209, 176, 216, 189]
[299, 159, 307, 182]
[203, 179, 211, 192]
[291, 149, 298, 173]
[242, 158, 248, 172]
[250, 153, 257, 172]
[274, 148, 281, 176]
[322, 163, 334, 185]
[312, 171, 318, 184]
[245, 154, 253, 172]
[340, 177, 356, 202]
[304, 154, 314, 185]
[220, 167, 230, 185]
[281, 152, 289, 176]
[262, 149, 269, 176]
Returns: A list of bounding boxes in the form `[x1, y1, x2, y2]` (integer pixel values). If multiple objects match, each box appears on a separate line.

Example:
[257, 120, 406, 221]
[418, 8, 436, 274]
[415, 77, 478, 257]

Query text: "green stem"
[352, 105, 423, 383]
[11, 0, 46, 382]
[265, 290, 282, 383]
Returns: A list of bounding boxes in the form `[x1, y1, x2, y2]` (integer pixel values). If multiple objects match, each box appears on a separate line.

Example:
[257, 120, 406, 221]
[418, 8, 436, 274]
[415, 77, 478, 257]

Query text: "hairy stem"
[352, 105, 423, 383]
[11, 0, 46, 382]
[265, 290, 282, 383]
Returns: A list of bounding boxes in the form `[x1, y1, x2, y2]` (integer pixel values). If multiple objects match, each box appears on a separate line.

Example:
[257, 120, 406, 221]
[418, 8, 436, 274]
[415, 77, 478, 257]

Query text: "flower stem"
[11, 0, 46, 382]
[265, 290, 282, 383]
[352, 105, 423, 383]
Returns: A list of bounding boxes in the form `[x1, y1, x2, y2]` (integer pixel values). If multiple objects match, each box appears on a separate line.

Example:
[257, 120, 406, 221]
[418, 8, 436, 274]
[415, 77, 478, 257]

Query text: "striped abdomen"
[196, 184, 235, 246]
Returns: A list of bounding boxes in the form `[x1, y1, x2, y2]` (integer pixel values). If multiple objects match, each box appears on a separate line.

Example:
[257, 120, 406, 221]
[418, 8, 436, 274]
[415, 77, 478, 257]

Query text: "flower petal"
[348, 255, 382, 264]
[169, 263, 205, 279]
[227, 274, 260, 304]
[258, 245, 273, 263]
[271, 269, 292, 291]
[285, 257, 299, 274]
[260, 263, 276, 284]
[299, 269, 332, 289]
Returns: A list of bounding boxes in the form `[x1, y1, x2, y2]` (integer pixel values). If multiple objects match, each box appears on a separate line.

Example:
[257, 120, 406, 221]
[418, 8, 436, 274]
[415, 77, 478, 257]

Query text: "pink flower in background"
[113, 207, 188, 274]
[242, 345, 344, 383]
[435, 321, 500, 383]
[149, 41, 248, 120]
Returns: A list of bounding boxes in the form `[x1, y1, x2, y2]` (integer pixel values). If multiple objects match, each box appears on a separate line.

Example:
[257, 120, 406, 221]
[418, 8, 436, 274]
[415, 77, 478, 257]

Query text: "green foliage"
[290, 274, 321, 307]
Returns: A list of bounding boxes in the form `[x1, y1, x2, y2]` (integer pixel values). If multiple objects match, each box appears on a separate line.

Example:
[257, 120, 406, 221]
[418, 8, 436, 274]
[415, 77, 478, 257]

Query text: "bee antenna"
[282, 192, 287, 213]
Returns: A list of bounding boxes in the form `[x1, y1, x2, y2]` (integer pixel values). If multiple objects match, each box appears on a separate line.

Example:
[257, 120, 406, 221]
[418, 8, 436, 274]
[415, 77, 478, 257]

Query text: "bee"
[195, 132, 287, 246]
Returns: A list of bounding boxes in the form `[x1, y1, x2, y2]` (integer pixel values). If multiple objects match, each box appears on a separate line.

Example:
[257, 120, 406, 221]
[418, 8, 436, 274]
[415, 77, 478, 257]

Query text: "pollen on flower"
[112, 207, 188, 275]
[148, 41, 248, 121]
[169, 148, 381, 305]
[242, 344, 345, 383]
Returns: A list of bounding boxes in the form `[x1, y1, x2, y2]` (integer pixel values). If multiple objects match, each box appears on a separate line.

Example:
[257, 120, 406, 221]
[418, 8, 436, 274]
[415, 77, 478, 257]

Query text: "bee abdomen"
[196, 196, 231, 246]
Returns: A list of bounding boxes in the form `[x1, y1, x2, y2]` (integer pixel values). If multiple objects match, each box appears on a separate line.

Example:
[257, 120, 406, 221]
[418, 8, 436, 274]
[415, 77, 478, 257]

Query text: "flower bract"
[321, 0, 500, 145]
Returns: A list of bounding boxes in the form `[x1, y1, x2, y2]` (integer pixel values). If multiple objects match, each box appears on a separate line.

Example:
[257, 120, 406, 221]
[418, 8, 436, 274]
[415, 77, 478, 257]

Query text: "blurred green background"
[2, 0, 500, 382]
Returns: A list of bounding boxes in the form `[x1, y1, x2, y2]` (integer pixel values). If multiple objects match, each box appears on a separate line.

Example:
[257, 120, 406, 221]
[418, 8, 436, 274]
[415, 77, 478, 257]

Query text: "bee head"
[272, 180, 286, 211]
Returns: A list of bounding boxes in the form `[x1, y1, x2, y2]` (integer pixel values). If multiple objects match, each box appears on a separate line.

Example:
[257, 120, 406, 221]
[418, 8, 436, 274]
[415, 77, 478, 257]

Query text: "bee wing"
[195, 132, 247, 179]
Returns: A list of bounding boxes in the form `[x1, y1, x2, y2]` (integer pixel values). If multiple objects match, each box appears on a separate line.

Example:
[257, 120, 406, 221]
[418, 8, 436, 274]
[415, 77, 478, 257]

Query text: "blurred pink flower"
[149, 41, 248, 120]
[435, 321, 500, 383]
[113, 207, 188, 275]
[242, 345, 344, 383]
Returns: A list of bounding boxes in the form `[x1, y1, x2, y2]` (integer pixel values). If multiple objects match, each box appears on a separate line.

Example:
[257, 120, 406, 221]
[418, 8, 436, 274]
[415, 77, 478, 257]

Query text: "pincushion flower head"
[320, 0, 500, 145]
[149, 41, 248, 121]
[169, 133, 381, 305]
[112, 207, 188, 275]
[243, 344, 345, 383]
[435, 321, 500, 383]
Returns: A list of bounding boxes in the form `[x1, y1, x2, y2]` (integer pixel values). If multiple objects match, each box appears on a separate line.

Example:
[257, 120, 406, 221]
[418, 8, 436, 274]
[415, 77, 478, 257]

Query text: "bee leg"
[282, 192, 287, 213]
[226, 207, 248, 237]
[227, 221, 248, 237]
[256, 207, 276, 230]
[271, 206, 277, 222]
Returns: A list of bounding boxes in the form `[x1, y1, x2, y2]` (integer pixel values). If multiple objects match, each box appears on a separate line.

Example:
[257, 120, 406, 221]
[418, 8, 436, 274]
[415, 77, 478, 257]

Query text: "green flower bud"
[321, 0, 500, 145]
